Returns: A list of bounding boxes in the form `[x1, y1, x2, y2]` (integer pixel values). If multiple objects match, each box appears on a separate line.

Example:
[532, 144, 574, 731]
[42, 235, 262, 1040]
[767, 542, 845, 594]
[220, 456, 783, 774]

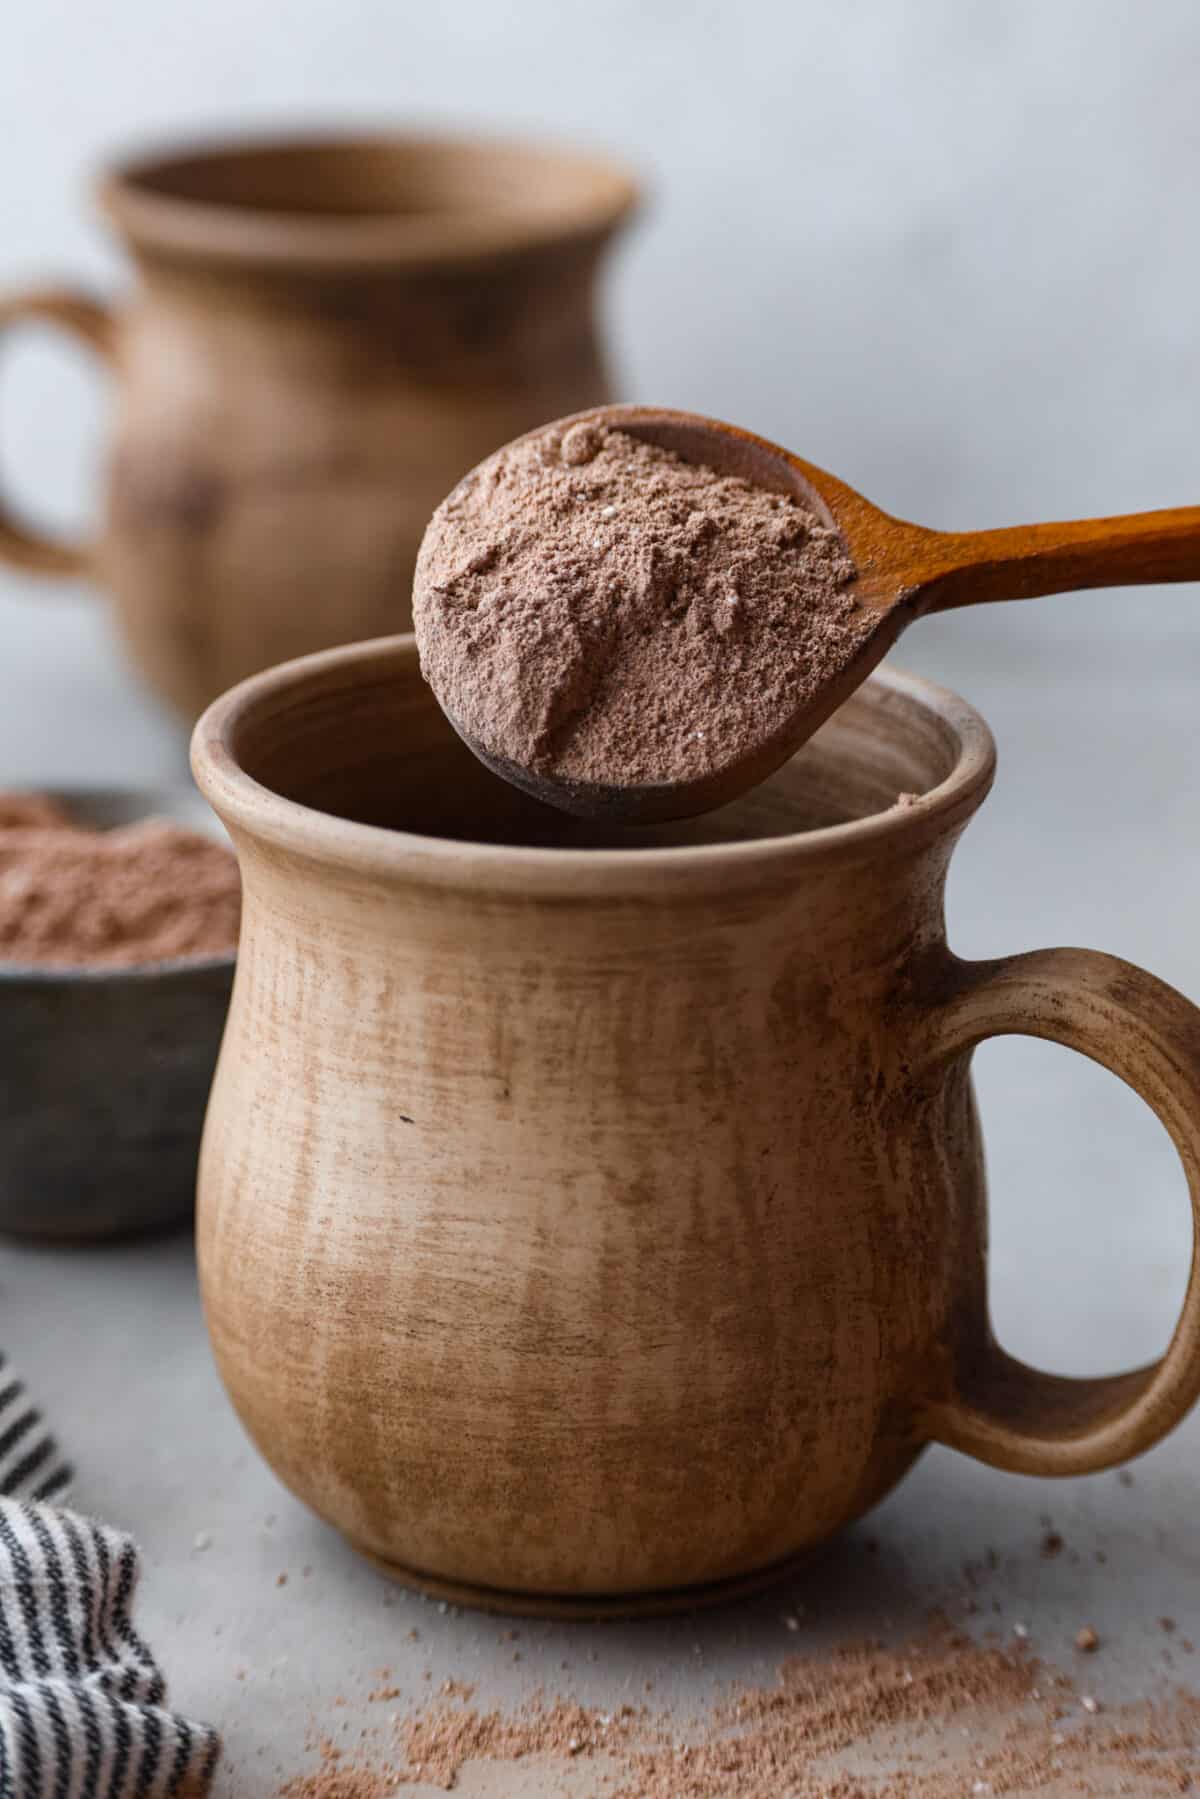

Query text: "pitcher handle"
[917, 948, 1200, 1475]
[0, 286, 115, 576]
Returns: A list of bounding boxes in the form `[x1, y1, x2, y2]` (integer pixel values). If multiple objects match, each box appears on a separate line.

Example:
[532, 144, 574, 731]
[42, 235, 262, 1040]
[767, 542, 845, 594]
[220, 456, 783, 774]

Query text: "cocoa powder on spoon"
[414, 419, 868, 793]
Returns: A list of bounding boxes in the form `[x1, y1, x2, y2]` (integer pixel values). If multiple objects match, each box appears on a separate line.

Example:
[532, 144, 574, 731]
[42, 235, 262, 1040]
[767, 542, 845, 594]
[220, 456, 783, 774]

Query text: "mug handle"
[917, 947, 1200, 1475]
[0, 286, 115, 576]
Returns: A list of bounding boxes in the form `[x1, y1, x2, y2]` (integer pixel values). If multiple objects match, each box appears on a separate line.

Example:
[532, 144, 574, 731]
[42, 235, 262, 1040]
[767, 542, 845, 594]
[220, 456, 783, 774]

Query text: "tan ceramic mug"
[0, 132, 636, 717]
[191, 636, 1200, 1617]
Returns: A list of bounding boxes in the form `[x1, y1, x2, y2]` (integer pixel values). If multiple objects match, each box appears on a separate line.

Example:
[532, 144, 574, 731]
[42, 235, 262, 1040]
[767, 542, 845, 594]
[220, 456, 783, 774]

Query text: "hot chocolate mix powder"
[0, 794, 239, 967]
[278, 1620, 1198, 1796]
[414, 419, 869, 790]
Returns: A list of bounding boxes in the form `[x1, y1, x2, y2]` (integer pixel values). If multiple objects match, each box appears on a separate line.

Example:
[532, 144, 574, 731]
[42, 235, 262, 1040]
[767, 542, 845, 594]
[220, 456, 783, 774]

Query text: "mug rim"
[96, 128, 640, 271]
[191, 634, 997, 895]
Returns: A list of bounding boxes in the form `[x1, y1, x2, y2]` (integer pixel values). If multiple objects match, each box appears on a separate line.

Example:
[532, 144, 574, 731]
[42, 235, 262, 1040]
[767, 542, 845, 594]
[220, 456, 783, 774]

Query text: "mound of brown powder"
[0, 795, 240, 968]
[413, 418, 869, 791]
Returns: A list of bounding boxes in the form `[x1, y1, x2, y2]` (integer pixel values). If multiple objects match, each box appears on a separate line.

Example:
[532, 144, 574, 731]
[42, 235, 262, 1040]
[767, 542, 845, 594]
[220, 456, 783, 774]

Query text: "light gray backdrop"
[1, 0, 1197, 1381]
[3, 0, 1199, 638]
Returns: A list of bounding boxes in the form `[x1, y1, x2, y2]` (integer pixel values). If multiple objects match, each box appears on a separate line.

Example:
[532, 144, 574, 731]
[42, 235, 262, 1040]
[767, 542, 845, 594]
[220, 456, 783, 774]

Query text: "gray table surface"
[2, 577, 1198, 1794]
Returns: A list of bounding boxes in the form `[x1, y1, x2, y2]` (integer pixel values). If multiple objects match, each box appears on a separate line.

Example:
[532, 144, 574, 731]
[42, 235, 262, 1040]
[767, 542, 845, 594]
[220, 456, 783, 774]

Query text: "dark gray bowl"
[0, 790, 236, 1241]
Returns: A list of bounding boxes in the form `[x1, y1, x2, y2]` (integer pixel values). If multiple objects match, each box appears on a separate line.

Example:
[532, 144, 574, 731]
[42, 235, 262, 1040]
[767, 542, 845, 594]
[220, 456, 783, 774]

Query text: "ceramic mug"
[0, 132, 637, 717]
[191, 636, 1200, 1616]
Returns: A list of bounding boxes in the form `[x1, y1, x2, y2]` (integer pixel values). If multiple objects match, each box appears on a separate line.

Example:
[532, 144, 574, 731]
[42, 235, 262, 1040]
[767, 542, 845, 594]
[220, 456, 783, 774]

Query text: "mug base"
[346, 1537, 821, 1620]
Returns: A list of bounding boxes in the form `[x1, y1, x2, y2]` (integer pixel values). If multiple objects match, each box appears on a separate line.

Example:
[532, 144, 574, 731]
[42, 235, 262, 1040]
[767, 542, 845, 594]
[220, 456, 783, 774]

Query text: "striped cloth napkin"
[0, 1356, 220, 1798]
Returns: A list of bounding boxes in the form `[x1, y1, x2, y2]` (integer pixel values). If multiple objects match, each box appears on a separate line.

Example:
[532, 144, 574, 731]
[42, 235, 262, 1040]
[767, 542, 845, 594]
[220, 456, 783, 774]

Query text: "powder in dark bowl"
[0, 797, 239, 969]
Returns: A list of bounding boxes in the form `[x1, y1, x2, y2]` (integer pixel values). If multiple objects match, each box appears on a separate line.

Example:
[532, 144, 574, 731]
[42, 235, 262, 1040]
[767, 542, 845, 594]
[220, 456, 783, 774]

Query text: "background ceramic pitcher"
[191, 636, 1200, 1617]
[0, 132, 637, 718]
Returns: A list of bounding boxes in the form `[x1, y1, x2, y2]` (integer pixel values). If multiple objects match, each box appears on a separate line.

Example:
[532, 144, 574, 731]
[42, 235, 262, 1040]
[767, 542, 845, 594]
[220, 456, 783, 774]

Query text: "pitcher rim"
[97, 127, 640, 271]
[191, 634, 997, 894]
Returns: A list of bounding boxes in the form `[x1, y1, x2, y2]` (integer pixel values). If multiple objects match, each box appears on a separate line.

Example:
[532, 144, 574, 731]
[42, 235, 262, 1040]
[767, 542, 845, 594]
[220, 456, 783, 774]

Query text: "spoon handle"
[915, 503, 1200, 612]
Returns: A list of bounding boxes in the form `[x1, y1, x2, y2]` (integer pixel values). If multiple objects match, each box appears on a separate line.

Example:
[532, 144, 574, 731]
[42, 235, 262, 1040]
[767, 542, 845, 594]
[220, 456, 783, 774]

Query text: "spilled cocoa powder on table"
[277, 1618, 1199, 1797]
[0, 792, 240, 968]
[413, 419, 870, 791]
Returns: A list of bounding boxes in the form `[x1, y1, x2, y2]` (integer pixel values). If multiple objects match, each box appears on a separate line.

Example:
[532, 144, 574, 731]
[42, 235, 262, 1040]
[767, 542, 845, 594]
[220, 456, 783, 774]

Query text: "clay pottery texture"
[0, 790, 234, 1241]
[191, 637, 1200, 1616]
[0, 133, 637, 718]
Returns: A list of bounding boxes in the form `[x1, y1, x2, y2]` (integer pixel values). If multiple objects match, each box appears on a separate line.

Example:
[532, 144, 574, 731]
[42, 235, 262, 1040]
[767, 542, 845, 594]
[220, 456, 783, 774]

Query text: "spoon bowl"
[436, 404, 1200, 823]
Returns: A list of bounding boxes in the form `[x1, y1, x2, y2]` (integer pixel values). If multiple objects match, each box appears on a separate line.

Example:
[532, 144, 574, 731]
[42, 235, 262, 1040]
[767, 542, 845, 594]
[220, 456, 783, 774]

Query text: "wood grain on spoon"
[436, 405, 1200, 823]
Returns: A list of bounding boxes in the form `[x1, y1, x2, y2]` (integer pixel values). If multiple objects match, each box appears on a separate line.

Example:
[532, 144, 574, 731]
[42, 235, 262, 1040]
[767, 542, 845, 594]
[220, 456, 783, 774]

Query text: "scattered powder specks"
[277, 1619, 1199, 1797]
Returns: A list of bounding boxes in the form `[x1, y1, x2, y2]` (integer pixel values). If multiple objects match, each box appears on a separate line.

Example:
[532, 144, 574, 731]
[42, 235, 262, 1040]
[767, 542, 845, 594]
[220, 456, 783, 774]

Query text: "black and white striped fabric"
[0, 1355, 71, 1506]
[0, 1362, 220, 1797]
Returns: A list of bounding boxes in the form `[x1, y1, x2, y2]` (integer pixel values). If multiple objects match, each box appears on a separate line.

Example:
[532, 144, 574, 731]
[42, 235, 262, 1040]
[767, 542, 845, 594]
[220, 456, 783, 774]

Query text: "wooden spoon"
[441, 404, 1200, 823]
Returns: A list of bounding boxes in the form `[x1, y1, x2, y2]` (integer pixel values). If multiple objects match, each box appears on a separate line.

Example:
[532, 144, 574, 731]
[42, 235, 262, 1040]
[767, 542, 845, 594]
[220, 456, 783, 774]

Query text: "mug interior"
[223, 639, 978, 854]
[102, 133, 638, 263]
[119, 137, 610, 219]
